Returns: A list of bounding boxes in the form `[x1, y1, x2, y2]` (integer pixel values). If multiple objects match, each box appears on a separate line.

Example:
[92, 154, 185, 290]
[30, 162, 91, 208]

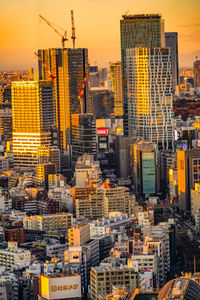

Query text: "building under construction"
[38, 48, 89, 150]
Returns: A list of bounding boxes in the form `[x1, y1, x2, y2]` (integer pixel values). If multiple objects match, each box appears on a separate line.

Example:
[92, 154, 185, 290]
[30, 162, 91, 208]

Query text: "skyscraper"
[38, 48, 88, 150]
[126, 47, 173, 149]
[165, 32, 179, 91]
[110, 62, 123, 116]
[89, 88, 114, 118]
[130, 139, 157, 199]
[194, 60, 200, 90]
[120, 14, 165, 134]
[71, 113, 97, 162]
[12, 81, 55, 169]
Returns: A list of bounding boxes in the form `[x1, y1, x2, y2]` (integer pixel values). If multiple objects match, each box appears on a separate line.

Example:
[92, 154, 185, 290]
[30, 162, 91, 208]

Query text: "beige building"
[23, 213, 72, 231]
[191, 183, 200, 217]
[90, 266, 139, 299]
[0, 242, 31, 271]
[75, 154, 101, 188]
[68, 223, 90, 246]
[75, 184, 135, 219]
[128, 254, 157, 273]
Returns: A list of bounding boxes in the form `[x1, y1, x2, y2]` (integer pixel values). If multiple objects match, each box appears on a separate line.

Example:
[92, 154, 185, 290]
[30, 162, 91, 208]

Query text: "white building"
[0, 189, 12, 212]
[0, 242, 31, 271]
[126, 47, 173, 149]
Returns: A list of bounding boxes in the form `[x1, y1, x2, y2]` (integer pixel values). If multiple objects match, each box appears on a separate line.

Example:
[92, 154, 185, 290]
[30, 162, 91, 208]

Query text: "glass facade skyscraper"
[12, 81, 55, 169]
[110, 62, 123, 116]
[165, 32, 179, 91]
[126, 47, 173, 149]
[38, 48, 88, 150]
[194, 60, 200, 90]
[71, 113, 97, 162]
[120, 14, 165, 135]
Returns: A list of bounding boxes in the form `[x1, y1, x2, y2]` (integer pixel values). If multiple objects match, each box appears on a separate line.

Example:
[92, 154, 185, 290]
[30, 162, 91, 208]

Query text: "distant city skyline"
[0, 0, 200, 70]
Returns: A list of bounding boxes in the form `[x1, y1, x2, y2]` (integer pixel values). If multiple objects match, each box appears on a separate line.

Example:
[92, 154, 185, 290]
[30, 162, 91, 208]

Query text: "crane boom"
[39, 14, 68, 48]
[71, 10, 76, 49]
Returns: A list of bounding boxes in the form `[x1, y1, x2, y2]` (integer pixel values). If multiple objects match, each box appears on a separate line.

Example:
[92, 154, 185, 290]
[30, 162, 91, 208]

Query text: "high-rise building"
[110, 62, 123, 116]
[194, 60, 200, 90]
[126, 47, 173, 149]
[120, 14, 165, 134]
[89, 65, 100, 88]
[38, 48, 88, 149]
[71, 114, 97, 162]
[0, 85, 12, 143]
[130, 140, 157, 199]
[165, 32, 179, 91]
[89, 88, 114, 118]
[177, 149, 200, 211]
[11, 81, 55, 169]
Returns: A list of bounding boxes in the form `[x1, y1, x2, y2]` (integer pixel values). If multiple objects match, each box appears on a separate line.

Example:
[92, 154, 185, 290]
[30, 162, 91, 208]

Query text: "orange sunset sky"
[0, 0, 200, 70]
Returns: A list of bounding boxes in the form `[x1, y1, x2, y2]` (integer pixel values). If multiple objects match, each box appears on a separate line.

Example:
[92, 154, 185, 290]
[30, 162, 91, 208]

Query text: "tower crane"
[34, 52, 55, 80]
[71, 10, 76, 49]
[39, 14, 68, 48]
[78, 73, 88, 114]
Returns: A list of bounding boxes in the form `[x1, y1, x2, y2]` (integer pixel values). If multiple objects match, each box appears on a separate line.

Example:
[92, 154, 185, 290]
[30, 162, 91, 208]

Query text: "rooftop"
[122, 14, 162, 20]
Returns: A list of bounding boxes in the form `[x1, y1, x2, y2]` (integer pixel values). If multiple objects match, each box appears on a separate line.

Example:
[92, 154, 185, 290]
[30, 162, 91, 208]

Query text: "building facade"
[23, 213, 72, 232]
[75, 184, 135, 218]
[126, 47, 173, 149]
[120, 14, 165, 135]
[71, 114, 97, 162]
[109, 62, 123, 116]
[165, 32, 179, 91]
[194, 60, 200, 90]
[90, 266, 139, 299]
[12, 81, 55, 169]
[38, 48, 88, 149]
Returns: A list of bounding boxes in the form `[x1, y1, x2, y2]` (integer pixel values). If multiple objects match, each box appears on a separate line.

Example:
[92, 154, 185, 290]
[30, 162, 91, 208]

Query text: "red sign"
[97, 128, 109, 135]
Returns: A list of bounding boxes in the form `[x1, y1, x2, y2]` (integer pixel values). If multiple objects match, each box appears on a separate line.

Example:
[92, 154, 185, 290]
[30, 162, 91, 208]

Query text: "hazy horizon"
[1, 0, 200, 71]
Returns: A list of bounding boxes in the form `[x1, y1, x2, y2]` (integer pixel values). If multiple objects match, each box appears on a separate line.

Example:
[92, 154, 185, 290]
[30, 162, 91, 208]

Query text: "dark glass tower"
[165, 32, 179, 91]
[71, 113, 97, 162]
[38, 48, 89, 150]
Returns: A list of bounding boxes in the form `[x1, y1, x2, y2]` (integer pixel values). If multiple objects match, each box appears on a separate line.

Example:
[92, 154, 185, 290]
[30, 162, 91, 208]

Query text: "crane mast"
[39, 14, 68, 48]
[71, 10, 76, 49]
[78, 74, 88, 114]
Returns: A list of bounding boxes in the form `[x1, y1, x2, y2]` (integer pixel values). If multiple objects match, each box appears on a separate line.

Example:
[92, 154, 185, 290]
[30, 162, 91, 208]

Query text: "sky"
[0, 0, 200, 71]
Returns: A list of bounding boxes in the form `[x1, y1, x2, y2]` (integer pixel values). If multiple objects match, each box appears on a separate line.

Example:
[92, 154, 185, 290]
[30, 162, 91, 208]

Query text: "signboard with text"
[40, 275, 81, 299]
[97, 128, 109, 135]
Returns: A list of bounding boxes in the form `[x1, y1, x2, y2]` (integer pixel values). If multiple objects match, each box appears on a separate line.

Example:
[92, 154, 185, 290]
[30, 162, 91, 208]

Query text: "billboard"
[97, 128, 109, 135]
[98, 136, 108, 150]
[40, 275, 81, 299]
